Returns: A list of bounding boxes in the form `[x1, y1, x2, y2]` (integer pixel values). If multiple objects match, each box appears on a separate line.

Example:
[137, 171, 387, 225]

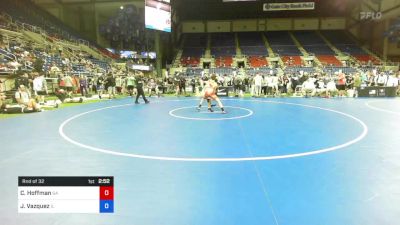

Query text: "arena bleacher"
[0, 0, 399, 104]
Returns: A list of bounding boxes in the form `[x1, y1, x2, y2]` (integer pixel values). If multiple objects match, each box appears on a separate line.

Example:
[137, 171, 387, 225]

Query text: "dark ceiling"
[173, 0, 362, 20]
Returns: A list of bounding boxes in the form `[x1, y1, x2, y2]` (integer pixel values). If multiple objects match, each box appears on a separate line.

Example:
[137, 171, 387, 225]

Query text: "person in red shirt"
[336, 71, 347, 97]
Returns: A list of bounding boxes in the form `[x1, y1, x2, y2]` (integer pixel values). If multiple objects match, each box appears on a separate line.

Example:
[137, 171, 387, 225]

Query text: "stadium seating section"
[215, 56, 233, 67]
[177, 30, 382, 73]
[248, 56, 268, 68]
[317, 55, 342, 66]
[0, 0, 385, 78]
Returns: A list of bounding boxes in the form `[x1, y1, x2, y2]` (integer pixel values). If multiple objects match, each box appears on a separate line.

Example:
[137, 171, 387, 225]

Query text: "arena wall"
[182, 22, 206, 33]
[181, 17, 347, 33]
[232, 20, 258, 32]
[206, 21, 231, 33]
[320, 18, 346, 30]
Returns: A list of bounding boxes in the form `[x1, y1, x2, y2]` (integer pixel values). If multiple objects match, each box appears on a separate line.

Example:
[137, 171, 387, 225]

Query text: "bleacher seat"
[323, 66, 357, 74]
[215, 56, 233, 67]
[246, 67, 277, 76]
[185, 68, 203, 76]
[238, 32, 268, 56]
[317, 55, 342, 66]
[293, 31, 335, 55]
[353, 55, 381, 65]
[209, 67, 234, 75]
[248, 56, 268, 68]
[180, 33, 207, 66]
[282, 56, 303, 66]
[265, 31, 302, 56]
[322, 30, 366, 55]
[181, 57, 200, 67]
[211, 33, 236, 57]
[284, 66, 315, 74]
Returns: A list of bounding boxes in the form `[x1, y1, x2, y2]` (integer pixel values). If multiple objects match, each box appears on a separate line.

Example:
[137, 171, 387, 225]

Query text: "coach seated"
[0, 87, 41, 114]
[15, 85, 41, 113]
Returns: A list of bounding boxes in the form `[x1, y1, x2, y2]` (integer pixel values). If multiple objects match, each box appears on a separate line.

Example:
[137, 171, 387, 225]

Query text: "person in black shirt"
[190, 78, 196, 94]
[135, 74, 149, 104]
[105, 73, 116, 99]
[178, 76, 186, 95]
[96, 75, 105, 99]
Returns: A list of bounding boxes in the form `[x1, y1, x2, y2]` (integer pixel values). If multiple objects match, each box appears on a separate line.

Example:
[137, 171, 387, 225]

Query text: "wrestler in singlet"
[197, 75, 225, 113]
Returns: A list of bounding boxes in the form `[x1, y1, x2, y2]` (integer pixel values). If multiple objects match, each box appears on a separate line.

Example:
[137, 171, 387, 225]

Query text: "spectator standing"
[105, 73, 116, 99]
[336, 71, 346, 97]
[179, 76, 186, 96]
[32, 73, 48, 103]
[190, 78, 196, 94]
[96, 75, 105, 99]
[79, 75, 88, 97]
[126, 73, 136, 96]
[115, 76, 123, 94]
[253, 73, 263, 97]
[63, 74, 74, 97]
[353, 73, 362, 97]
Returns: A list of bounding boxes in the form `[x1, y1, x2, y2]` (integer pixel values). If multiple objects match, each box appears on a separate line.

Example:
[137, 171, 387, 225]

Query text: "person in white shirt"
[386, 74, 399, 87]
[326, 79, 337, 98]
[32, 73, 48, 103]
[15, 85, 40, 112]
[375, 73, 387, 86]
[302, 78, 316, 97]
[264, 74, 273, 96]
[50, 64, 61, 77]
[316, 79, 326, 96]
[62, 58, 70, 66]
[253, 73, 263, 97]
[147, 79, 159, 97]
[270, 75, 279, 96]
[8, 60, 21, 70]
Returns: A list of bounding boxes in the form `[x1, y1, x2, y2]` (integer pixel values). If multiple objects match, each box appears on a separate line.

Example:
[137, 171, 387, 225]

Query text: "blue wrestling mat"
[1, 97, 400, 225]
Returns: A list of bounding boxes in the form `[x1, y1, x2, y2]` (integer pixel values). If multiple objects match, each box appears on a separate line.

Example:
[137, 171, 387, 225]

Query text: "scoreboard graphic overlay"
[18, 177, 114, 213]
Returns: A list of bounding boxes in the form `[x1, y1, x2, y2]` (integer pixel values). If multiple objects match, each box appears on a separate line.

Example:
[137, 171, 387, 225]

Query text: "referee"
[135, 74, 149, 104]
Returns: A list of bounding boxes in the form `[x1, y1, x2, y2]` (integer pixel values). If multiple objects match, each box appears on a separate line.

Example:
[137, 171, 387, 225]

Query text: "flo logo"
[360, 12, 383, 20]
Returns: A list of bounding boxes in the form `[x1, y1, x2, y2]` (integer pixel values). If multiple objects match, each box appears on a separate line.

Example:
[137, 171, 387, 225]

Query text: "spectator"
[15, 85, 41, 112]
[375, 72, 387, 86]
[178, 76, 186, 96]
[50, 63, 61, 77]
[302, 78, 316, 97]
[190, 78, 196, 94]
[326, 79, 337, 98]
[63, 74, 74, 97]
[105, 73, 116, 99]
[79, 75, 88, 97]
[54, 88, 83, 104]
[126, 73, 136, 96]
[0, 92, 25, 114]
[336, 71, 346, 97]
[96, 74, 105, 99]
[353, 73, 362, 97]
[115, 76, 123, 94]
[32, 73, 48, 104]
[253, 73, 262, 97]
[147, 79, 159, 97]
